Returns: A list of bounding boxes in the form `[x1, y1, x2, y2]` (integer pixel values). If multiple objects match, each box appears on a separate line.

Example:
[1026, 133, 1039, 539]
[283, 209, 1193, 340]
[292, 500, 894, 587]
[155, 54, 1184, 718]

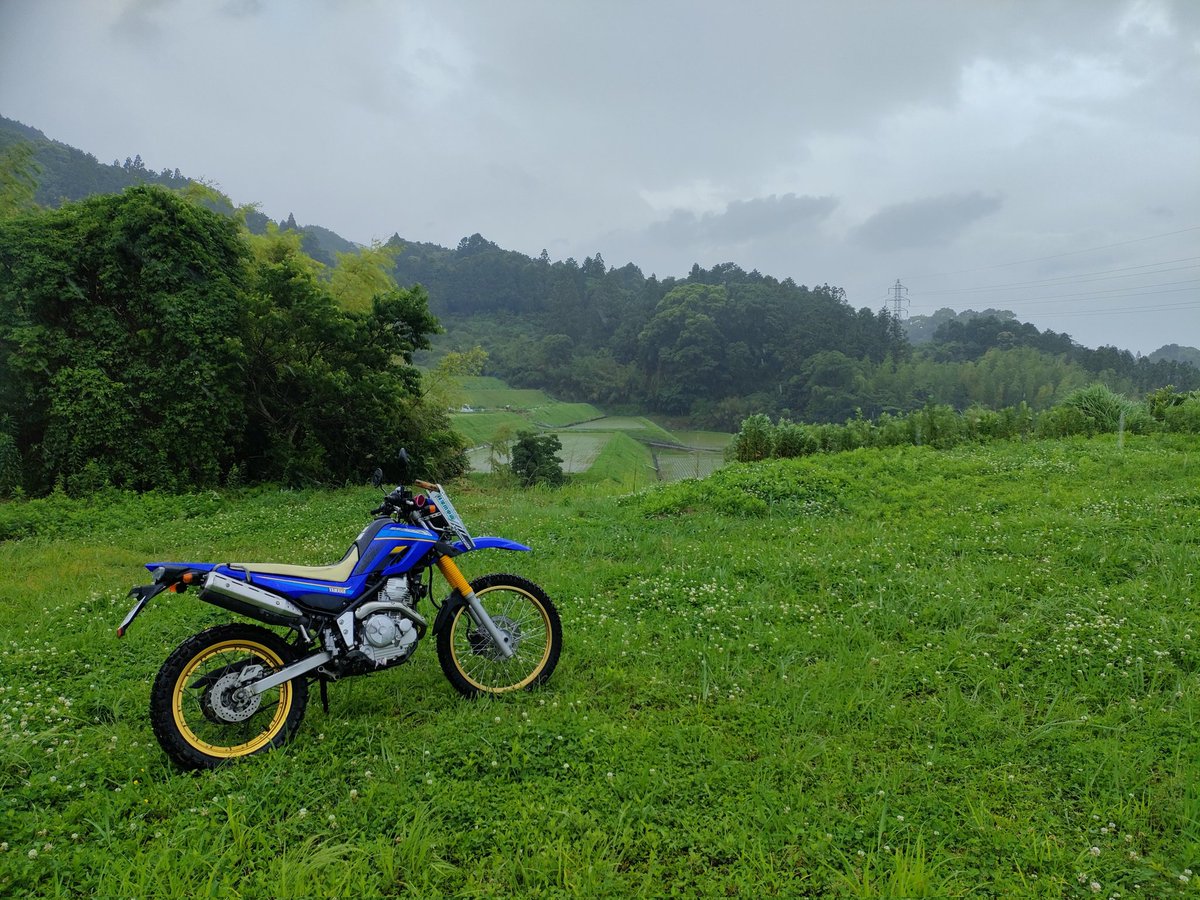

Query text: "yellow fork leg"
[435, 556, 515, 659]
[436, 556, 473, 595]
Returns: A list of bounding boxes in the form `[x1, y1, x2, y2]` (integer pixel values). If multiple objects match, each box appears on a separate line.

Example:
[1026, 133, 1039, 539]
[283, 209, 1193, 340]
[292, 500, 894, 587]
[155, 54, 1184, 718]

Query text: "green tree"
[729, 413, 775, 462]
[0, 185, 248, 493]
[510, 431, 565, 487]
[239, 233, 457, 485]
[328, 241, 403, 313]
[0, 142, 40, 220]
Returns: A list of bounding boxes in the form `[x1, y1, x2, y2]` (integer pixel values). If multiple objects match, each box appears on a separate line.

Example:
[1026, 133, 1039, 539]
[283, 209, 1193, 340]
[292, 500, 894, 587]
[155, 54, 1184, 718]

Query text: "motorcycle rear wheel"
[149, 623, 308, 770]
[437, 573, 562, 698]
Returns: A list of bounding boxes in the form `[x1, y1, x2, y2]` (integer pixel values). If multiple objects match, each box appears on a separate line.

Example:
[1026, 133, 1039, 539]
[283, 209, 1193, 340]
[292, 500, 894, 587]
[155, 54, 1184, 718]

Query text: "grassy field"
[2, 435, 1199, 896]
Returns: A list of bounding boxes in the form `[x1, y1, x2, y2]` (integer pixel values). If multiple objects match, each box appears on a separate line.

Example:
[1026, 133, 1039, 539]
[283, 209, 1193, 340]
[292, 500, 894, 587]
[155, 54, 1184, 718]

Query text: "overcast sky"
[1, 0, 1197, 354]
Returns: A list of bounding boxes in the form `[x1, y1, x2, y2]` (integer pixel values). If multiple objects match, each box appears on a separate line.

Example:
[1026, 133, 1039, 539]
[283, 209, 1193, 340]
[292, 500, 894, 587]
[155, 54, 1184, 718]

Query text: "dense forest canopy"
[0, 185, 464, 496]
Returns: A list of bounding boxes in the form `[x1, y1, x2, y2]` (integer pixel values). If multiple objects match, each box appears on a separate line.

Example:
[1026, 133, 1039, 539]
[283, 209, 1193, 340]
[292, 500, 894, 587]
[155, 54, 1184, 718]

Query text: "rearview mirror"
[371, 467, 384, 489]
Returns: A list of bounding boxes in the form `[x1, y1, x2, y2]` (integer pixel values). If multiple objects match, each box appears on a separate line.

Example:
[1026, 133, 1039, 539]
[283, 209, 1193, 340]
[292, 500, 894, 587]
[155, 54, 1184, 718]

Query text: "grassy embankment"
[1, 434, 1198, 896]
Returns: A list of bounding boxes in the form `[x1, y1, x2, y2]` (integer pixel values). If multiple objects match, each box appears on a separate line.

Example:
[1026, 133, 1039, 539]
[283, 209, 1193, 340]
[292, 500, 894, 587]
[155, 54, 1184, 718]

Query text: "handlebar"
[371, 486, 410, 518]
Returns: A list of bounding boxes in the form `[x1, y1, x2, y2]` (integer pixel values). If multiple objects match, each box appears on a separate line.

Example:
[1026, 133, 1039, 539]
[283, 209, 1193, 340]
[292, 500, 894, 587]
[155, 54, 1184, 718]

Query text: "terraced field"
[451, 377, 731, 483]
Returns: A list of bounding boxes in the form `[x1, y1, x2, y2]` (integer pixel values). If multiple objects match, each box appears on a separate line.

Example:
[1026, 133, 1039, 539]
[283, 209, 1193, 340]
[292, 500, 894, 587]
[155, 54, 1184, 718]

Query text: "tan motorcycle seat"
[233, 545, 359, 583]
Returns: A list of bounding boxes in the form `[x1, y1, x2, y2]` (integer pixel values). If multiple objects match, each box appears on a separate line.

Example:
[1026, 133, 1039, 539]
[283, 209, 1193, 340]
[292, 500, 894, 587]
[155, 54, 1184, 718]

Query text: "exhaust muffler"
[201, 572, 304, 621]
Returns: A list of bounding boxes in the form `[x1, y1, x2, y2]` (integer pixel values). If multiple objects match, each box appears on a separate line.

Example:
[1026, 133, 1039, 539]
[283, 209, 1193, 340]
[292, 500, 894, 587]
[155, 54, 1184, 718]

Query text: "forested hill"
[387, 233, 909, 422]
[0, 116, 352, 265]
[3, 114, 1198, 429]
[387, 233, 1199, 427]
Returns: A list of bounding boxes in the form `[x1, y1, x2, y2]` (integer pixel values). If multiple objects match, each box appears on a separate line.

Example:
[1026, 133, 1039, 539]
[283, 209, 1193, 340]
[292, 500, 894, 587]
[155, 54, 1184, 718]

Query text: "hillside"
[0, 116, 353, 264]
[1, 434, 1198, 896]
[4, 113, 1199, 432]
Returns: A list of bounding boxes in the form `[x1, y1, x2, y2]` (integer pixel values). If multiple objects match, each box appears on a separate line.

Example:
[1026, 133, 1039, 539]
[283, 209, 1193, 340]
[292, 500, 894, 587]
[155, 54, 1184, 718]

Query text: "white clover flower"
[1090, 846, 1101, 857]
[297, 807, 308, 818]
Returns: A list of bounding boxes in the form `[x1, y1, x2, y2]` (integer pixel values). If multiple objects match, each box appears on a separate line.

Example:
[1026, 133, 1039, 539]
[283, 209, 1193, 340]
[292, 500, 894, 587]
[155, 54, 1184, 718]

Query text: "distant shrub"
[915, 404, 966, 449]
[0, 430, 21, 499]
[1164, 397, 1200, 434]
[727, 386, 1160, 465]
[729, 414, 774, 462]
[774, 420, 816, 458]
[1036, 403, 1093, 438]
[1056, 384, 1140, 434]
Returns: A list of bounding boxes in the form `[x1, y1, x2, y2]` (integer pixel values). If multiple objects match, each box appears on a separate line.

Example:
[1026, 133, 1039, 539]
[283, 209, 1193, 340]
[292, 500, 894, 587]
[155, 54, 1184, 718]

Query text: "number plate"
[430, 489, 474, 550]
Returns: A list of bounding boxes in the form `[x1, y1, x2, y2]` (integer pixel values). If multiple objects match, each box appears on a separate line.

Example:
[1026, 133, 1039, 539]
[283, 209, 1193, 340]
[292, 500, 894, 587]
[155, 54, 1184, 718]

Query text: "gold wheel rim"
[171, 639, 292, 759]
[449, 585, 552, 693]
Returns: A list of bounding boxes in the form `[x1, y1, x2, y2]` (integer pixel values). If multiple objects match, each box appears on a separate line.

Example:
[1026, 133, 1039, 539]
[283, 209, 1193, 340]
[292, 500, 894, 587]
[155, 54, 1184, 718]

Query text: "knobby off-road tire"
[437, 573, 562, 698]
[149, 623, 308, 770]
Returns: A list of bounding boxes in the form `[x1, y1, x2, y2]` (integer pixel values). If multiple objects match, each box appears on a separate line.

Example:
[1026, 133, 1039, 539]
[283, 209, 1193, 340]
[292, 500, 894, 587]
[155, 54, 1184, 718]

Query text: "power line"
[981, 279, 1200, 305]
[909, 224, 1200, 280]
[1032, 299, 1200, 318]
[919, 257, 1200, 296]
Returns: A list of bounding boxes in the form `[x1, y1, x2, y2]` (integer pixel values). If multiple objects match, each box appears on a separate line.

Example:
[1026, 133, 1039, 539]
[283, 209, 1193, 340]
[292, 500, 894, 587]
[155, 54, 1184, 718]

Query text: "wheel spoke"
[449, 586, 553, 691]
[175, 644, 288, 754]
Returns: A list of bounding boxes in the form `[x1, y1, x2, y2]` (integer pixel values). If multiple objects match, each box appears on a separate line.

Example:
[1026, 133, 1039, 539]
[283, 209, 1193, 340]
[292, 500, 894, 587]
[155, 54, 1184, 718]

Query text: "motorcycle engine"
[350, 577, 421, 667]
[357, 610, 418, 666]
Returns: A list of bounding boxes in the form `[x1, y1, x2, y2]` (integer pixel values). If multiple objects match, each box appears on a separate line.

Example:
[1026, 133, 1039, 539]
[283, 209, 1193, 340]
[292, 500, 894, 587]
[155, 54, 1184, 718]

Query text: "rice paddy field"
[451, 378, 731, 483]
[2, 434, 1198, 897]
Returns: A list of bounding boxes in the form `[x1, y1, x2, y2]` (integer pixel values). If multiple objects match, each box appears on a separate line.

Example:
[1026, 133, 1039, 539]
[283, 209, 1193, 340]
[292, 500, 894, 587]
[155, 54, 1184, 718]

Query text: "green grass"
[528, 402, 604, 428]
[456, 377, 553, 410]
[561, 416, 678, 445]
[578, 432, 656, 488]
[551, 433, 611, 474]
[448, 411, 529, 446]
[3, 435, 1200, 896]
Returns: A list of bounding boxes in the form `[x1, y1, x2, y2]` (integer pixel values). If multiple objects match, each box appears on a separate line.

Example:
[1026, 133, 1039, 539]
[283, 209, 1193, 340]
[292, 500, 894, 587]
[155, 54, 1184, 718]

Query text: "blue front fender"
[454, 536, 531, 554]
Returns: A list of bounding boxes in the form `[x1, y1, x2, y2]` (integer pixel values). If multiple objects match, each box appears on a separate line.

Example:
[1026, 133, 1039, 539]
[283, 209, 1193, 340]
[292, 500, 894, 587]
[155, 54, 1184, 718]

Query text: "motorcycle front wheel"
[437, 573, 562, 698]
[149, 623, 308, 770]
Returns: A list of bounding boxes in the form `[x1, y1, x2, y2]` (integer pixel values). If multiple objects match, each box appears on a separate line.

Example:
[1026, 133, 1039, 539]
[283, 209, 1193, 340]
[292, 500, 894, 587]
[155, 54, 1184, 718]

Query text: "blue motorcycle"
[119, 452, 562, 770]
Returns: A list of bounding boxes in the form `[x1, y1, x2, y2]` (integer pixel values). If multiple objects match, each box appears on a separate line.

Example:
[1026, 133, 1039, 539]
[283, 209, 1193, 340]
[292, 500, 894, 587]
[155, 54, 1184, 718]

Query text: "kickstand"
[319, 678, 330, 715]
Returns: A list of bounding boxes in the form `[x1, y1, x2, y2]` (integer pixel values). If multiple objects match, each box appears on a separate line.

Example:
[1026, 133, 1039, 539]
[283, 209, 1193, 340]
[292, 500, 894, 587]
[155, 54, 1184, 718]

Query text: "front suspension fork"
[436, 557, 515, 659]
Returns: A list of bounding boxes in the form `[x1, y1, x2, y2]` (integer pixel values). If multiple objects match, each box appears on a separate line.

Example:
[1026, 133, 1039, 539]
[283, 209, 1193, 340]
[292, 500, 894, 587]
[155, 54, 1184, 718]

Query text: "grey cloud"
[110, 0, 171, 40]
[220, 0, 264, 17]
[1, 0, 1197, 353]
[647, 194, 837, 248]
[851, 192, 1004, 252]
